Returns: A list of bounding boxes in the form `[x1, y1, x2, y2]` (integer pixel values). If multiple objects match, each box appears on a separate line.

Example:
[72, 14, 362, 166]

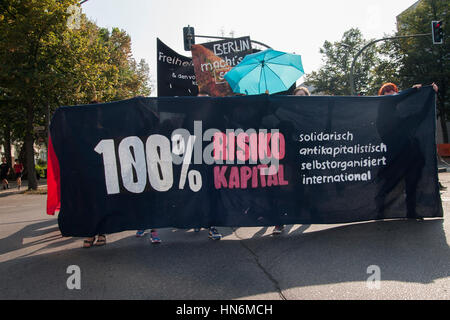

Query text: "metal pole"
[349, 33, 431, 95]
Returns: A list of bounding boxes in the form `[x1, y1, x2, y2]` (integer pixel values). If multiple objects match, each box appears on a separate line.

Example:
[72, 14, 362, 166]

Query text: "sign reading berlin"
[191, 36, 252, 96]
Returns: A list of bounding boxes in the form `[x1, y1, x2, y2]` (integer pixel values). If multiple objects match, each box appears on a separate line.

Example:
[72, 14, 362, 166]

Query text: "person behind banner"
[406, 83, 445, 191]
[293, 86, 310, 96]
[83, 100, 107, 248]
[270, 86, 312, 235]
[378, 82, 438, 96]
[13, 159, 24, 190]
[376, 82, 439, 220]
[193, 92, 222, 240]
[378, 83, 445, 189]
[1, 157, 10, 190]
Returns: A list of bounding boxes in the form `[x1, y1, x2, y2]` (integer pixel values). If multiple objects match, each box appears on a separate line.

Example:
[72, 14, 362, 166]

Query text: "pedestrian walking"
[13, 159, 23, 190]
[1, 157, 10, 190]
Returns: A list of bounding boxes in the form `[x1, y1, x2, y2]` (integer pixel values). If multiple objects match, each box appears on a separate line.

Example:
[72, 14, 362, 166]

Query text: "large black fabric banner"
[50, 86, 442, 236]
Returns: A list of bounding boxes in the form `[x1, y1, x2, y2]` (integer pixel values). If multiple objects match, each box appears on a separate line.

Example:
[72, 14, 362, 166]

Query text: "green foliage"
[395, 0, 449, 132]
[35, 163, 47, 178]
[304, 0, 449, 139]
[304, 28, 392, 96]
[0, 0, 152, 187]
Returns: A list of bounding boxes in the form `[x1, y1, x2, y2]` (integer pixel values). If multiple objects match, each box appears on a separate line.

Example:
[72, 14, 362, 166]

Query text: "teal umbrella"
[224, 49, 304, 95]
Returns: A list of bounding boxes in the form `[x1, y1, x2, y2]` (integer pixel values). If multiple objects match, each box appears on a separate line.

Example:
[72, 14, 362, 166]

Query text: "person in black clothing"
[376, 82, 439, 219]
[1, 157, 10, 190]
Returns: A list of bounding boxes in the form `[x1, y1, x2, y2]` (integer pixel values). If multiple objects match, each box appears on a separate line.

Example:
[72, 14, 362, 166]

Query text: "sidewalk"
[439, 156, 450, 173]
[0, 179, 47, 197]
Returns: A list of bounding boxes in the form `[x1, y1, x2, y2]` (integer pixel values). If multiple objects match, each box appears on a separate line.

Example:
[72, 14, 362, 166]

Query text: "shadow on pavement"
[0, 218, 448, 299]
[0, 219, 78, 257]
[240, 219, 449, 290]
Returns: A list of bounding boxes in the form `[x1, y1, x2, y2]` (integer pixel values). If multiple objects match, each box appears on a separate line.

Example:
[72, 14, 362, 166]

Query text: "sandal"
[83, 237, 95, 248]
[95, 234, 106, 246]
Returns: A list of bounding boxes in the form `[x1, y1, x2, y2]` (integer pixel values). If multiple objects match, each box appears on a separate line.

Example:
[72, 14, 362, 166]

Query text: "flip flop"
[83, 237, 95, 248]
[95, 235, 106, 246]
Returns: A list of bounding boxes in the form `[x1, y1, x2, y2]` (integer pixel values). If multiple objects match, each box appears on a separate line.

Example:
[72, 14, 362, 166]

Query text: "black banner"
[49, 87, 442, 236]
[157, 38, 198, 97]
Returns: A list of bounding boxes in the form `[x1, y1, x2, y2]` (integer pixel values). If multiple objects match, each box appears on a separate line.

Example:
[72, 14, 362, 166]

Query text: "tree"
[304, 28, 395, 96]
[99, 27, 152, 100]
[395, 0, 450, 141]
[0, 0, 80, 189]
[0, 1, 151, 189]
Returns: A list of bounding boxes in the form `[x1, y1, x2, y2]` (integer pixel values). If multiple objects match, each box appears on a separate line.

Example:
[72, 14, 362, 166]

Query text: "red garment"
[46, 135, 61, 215]
[14, 163, 23, 173]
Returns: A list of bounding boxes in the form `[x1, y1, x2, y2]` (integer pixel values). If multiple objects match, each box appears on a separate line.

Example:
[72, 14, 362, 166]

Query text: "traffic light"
[432, 20, 443, 44]
[183, 26, 195, 51]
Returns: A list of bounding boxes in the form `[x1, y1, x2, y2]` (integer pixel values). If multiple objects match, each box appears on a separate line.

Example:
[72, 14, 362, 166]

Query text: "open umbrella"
[224, 49, 304, 95]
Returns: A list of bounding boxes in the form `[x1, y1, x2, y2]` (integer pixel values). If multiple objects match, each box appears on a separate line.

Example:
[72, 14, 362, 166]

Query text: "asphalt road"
[1, 174, 450, 300]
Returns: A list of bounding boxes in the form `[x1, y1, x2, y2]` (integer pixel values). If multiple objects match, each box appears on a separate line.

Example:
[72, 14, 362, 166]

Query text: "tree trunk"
[44, 104, 50, 148]
[25, 104, 37, 190]
[3, 123, 13, 176]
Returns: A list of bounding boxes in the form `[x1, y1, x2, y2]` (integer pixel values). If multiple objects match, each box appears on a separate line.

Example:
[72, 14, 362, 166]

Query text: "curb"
[0, 185, 47, 198]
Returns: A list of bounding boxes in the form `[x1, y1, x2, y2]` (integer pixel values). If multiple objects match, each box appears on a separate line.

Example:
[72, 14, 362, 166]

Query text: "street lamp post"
[338, 43, 353, 94]
[349, 33, 431, 95]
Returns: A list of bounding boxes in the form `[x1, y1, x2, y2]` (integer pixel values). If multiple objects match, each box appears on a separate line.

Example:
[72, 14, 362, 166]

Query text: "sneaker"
[136, 230, 146, 237]
[150, 230, 161, 244]
[272, 225, 285, 235]
[208, 227, 222, 240]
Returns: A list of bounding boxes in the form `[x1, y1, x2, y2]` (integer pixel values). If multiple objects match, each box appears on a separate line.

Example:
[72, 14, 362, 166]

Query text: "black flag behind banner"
[49, 87, 442, 236]
[157, 38, 198, 97]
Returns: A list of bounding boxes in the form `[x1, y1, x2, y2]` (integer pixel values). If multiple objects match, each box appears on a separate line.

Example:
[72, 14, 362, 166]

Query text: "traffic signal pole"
[349, 33, 431, 95]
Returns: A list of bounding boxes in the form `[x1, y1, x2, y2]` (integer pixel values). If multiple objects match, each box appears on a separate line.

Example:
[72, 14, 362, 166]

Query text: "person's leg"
[150, 229, 161, 244]
[136, 230, 146, 237]
[208, 227, 222, 240]
[83, 236, 96, 248]
[2, 178, 9, 189]
[17, 174, 21, 190]
[95, 234, 106, 246]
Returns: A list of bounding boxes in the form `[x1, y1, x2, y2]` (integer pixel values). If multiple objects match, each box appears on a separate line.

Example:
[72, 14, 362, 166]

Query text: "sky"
[81, 0, 420, 96]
